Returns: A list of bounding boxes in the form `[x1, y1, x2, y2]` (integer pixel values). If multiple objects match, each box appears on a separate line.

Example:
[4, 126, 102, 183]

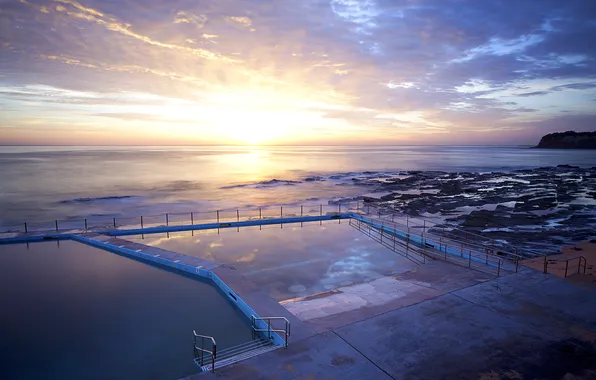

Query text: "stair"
[196, 338, 280, 372]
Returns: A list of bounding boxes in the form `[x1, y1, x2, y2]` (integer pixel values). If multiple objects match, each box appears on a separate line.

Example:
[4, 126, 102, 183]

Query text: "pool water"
[0, 241, 252, 380]
[126, 220, 417, 301]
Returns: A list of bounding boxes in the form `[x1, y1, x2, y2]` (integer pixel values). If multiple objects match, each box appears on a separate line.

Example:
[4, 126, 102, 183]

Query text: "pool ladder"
[193, 316, 290, 373]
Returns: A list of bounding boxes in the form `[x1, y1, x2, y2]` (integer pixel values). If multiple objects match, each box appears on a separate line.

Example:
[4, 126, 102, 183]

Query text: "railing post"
[406, 215, 409, 227]
[468, 250, 472, 267]
[141, 216, 144, 229]
[497, 260, 501, 276]
[84, 219, 87, 232]
[320, 204, 323, 216]
[217, 210, 220, 223]
[191, 212, 194, 225]
[443, 238, 447, 259]
[212, 344, 216, 373]
[113, 218, 116, 228]
[338, 204, 341, 213]
[55, 220, 58, 232]
[201, 338, 204, 367]
[259, 208, 262, 220]
[543, 255, 547, 274]
[423, 220, 426, 234]
[357, 200, 360, 213]
[565, 259, 569, 277]
[251, 316, 255, 340]
[166, 213, 169, 226]
[301, 205, 303, 216]
[24, 222, 28, 233]
[280, 206, 283, 218]
[237, 209, 240, 222]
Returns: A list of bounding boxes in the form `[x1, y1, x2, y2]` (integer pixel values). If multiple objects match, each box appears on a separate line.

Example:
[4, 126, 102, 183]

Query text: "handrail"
[0, 202, 360, 234]
[193, 331, 217, 373]
[361, 204, 532, 258]
[251, 316, 291, 348]
[543, 255, 587, 278]
[361, 209, 524, 260]
[355, 215, 519, 271]
[381, 215, 522, 261]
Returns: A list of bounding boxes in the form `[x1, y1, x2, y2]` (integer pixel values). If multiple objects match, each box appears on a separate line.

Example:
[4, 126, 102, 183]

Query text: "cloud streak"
[1, 0, 595, 145]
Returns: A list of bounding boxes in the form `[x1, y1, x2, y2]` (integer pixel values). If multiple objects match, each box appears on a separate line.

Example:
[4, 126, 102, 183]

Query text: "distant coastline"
[536, 131, 596, 149]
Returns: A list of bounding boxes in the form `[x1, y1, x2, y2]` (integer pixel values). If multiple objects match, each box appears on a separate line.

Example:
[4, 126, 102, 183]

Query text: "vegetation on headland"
[536, 131, 596, 149]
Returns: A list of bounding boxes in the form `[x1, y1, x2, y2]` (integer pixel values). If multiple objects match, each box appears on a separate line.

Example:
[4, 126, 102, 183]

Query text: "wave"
[221, 179, 302, 189]
[59, 195, 140, 204]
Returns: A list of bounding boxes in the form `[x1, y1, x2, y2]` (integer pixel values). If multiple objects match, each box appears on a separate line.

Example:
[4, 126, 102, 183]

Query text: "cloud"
[229, 16, 252, 27]
[1, 0, 596, 145]
[517, 91, 551, 97]
[173, 11, 207, 27]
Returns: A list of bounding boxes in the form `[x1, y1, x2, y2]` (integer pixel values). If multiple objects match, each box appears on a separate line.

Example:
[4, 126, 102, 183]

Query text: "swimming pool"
[125, 220, 418, 301]
[0, 241, 252, 380]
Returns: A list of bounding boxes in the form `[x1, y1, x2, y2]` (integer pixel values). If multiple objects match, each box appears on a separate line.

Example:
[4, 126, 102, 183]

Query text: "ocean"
[0, 145, 594, 226]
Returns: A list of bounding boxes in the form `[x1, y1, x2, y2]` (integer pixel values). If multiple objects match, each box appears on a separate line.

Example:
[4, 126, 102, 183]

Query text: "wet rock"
[304, 176, 324, 182]
[495, 204, 515, 212]
[356, 165, 595, 256]
[438, 180, 464, 196]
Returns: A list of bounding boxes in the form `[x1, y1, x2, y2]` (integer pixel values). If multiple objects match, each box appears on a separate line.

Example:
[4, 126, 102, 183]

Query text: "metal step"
[200, 343, 280, 372]
[202, 338, 272, 363]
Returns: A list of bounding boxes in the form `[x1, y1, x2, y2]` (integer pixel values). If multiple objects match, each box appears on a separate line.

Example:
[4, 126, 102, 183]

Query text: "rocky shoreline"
[341, 165, 596, 257]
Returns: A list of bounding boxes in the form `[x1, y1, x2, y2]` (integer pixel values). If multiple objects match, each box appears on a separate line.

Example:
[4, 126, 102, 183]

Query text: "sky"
[0, 0, 595, 146]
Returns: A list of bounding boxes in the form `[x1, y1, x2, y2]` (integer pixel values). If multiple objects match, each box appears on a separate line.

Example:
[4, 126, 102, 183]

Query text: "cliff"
[536, 131, 596, 149]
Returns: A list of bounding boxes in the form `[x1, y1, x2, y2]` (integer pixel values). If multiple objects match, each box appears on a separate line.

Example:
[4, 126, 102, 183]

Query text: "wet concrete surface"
[188, 265, 596, 380]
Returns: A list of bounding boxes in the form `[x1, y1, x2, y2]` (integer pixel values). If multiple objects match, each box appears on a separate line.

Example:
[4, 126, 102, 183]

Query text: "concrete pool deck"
[192, 264, 596, 380]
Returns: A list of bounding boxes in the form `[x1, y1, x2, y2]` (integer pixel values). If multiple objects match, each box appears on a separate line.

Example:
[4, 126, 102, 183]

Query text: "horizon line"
[0, 143, 535, 147]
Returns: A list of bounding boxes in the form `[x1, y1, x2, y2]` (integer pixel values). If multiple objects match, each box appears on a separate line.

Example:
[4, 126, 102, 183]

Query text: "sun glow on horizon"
[145, 88, 355, 145]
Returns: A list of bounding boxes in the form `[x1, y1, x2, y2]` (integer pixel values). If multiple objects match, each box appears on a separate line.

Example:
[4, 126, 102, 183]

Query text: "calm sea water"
[0, 145, 594, 225]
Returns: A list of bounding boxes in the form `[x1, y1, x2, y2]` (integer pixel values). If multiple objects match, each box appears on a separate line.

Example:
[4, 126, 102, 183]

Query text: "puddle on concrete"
[125, 220, 418, 301]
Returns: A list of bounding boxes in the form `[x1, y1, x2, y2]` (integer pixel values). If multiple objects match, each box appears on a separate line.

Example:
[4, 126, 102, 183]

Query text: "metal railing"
[193, 331, 217, 373]
[543, 255, 587, 278]
[359, 204, 525, 262]
[360, 203, 546, 258]
[251, 316, 290, 348]
[362, 204, 498, 247]
[351, 216, 522, 275]
[349, 218, 427, 265]
[0, 202, 359, 235]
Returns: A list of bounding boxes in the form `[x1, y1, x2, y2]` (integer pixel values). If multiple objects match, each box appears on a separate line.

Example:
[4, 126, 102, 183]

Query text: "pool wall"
[69, 234, 286, 346]
[0, 231, 288, 346]
[0, 211, 511, 348]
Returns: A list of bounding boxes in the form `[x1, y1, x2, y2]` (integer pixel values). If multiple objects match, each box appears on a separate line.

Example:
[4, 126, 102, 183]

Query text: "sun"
[215, 110, 290, 145]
